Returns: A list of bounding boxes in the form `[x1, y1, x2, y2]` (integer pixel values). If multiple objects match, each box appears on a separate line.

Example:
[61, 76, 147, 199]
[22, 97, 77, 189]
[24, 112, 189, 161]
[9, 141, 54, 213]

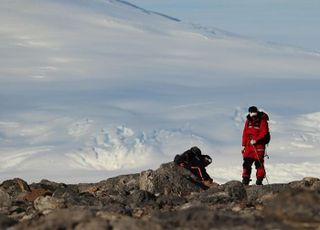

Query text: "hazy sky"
[129, 0, 320, 51]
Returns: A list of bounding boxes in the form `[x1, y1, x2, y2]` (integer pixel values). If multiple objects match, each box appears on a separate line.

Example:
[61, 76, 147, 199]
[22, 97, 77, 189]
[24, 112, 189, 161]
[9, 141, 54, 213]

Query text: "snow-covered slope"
[1, 0, 320, 183]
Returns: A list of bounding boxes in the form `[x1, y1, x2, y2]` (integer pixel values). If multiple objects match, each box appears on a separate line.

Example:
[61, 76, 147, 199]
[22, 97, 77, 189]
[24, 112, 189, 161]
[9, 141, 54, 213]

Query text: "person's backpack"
[174, 154, 183, 165]
[174, 147, 212, 167]
[264, 131, 271, 145]
[261, 112, 271, 144]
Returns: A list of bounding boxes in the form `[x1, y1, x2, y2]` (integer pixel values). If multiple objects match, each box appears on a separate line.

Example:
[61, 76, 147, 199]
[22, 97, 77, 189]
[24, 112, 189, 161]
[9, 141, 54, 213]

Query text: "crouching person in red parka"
[242, 106, 270, 185]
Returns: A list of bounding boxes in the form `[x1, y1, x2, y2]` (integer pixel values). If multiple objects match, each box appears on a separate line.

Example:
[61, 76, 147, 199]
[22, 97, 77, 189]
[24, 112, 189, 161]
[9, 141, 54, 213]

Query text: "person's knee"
[243, 158, 253, 168]
[254, 160, 264, 169]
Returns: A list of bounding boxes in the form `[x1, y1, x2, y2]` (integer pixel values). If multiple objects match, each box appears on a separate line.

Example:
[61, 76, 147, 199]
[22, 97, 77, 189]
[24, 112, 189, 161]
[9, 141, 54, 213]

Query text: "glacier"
[1, 0, 320, 183]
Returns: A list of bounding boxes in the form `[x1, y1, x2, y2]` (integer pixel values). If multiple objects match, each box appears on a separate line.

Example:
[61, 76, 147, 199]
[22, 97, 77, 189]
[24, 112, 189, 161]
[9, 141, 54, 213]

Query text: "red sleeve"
[256, 119, 269, 142]
[242, 120, 248, 146]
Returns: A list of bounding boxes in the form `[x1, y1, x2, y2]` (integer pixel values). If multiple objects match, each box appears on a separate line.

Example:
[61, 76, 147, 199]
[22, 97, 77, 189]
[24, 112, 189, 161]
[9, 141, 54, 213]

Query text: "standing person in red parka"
[242, 106, 270, 185]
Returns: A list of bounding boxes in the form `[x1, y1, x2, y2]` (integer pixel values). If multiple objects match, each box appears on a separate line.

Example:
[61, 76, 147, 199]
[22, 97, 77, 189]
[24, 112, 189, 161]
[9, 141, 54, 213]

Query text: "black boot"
[256, 178, 263, 185]
[242, 177, 250, 185]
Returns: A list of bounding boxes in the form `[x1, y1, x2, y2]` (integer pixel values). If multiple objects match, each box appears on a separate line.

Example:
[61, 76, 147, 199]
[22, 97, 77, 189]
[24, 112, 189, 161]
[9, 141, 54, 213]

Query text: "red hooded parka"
[242, 112, 269, 159]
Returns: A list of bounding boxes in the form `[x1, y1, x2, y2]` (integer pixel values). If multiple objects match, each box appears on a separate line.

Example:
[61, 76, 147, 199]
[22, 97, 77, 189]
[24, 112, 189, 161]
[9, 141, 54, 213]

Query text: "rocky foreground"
[0, 162, 319, 230]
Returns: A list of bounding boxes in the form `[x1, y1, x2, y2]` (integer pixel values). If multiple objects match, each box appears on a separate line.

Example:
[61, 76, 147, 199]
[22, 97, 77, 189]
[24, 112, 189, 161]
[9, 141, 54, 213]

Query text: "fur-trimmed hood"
[247, 111, 269, 121]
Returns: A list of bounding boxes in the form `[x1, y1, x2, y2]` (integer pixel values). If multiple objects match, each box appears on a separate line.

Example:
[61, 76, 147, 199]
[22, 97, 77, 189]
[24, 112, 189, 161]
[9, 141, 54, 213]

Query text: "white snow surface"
[1, 0, 320, 184]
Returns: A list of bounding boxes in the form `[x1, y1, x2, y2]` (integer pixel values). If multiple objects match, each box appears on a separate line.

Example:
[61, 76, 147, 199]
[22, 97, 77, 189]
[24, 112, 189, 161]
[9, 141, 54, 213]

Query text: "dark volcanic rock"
[0, 213, 17, 228]
[220, 180, 247, 201]
[245, 176, 320, 206]
[34, 196, 66, 214]
[192, 180, 247, 206]
[128, 190, 156, 208]
[29, 179, 67, 193]
[52, 187, 78, 204]
[156, 194, 187, 209]
[265, 189, 320, 228]
[152, 206, 293, 230]
[13, 208, 110, 230]
[1, 165, 319, 230]
[96, 173, 140, 195]
[99, 203, 132, 216]
[51, 185, 100, 207]
[0, 178, 31, 200]
[139, 162, 205, 196]
[23, 188, 52, 202]
[13, 208, 157, 230]
[245, 183, 289, 205]
[0, 189, 11, 208]
[289, 177, 320, 192]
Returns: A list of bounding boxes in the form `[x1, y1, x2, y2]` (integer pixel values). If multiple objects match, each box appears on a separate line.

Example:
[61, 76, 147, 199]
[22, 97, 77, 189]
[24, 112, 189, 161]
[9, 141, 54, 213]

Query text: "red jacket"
[242, 112, 269, 147]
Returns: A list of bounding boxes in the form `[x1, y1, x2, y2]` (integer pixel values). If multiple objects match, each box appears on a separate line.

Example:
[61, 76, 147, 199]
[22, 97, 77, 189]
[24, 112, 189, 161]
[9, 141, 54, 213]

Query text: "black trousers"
[242, 157, 265, 179]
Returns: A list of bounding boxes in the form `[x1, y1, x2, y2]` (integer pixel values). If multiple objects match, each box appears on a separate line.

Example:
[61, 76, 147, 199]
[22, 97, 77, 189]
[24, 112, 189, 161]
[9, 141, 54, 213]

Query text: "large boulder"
[265, 189, 320, 228]
[92, 173, 140, 198]
[29, 179, 67, 193]
[100, 173, 140, 191]
[34, 196, 66, 214]
[245, 183, 289, 205]
[220, 181, 247, 201]
[156, 194, 187, 209]
[0, 178, 31, 200]
[23, 188, 52, 202]
[127, 190, 156, 208]
[0, 189, 11, 208]
[151, 206, 290, 230]
[192, 180, 247, 206]
[246, 177, 320, 206]
[139, 162, 206, 196]
[52, 186, 99, 207]
[13, 208, 156, 230]
[13, 208, 106, 230]
[289, 177, 320, 191]
[0, 213, 17, 229]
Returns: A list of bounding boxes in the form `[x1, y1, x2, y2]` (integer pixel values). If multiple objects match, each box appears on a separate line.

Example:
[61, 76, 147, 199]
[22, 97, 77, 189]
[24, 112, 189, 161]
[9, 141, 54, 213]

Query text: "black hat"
[190, 146, 201, 155]
[248, 106, 258, 113]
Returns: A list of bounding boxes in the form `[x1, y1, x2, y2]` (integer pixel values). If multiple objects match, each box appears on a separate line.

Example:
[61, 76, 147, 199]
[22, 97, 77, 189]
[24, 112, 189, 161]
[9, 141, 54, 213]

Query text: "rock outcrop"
[0, 162, 319, 229]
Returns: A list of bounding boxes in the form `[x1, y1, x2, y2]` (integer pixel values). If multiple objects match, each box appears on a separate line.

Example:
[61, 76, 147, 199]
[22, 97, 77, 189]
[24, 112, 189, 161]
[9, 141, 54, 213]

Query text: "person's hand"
[250, 139, 256, 145]
[241, 146, 245, 154]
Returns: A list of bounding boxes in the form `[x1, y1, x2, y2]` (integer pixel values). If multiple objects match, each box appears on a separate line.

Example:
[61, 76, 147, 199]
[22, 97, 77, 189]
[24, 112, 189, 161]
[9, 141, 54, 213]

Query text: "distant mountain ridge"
[115, 0, 180, 21]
